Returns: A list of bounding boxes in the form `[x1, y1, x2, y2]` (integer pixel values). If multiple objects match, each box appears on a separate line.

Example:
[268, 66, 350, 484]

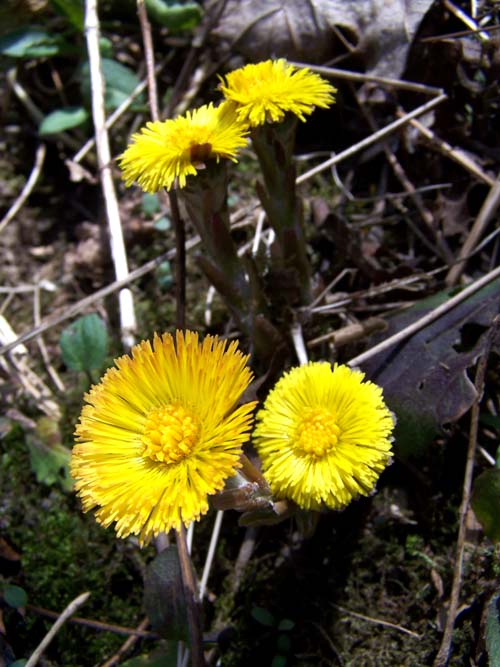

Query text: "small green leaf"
[486, 593, 500, 666]
[48, 0, 84, 31]
[277, 619, 295, 632]
[120, 647, 178, 667]
[145, 0, 202, 31]
[156, 261, 173, 289]
[59, 313, 108, 373]
[480, 414, 500, 431]
[251, 606, 275, 627]
[27, 417, 72, 492]
[142, 192, 161, 218]
[143, 546, 189, 642]
[3, 584, 28, 609]
[10, 661, 28, 667]
[0, 26, 75, 58]
[154, 216, 171, 232]
[271, 656, 287, 667]
[80, 58, 145, 111]
[39, 107, 89, 135]
[471, 468, 500, 543]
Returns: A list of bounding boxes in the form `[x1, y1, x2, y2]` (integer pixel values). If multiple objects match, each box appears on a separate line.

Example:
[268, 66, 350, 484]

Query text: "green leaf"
[480, 414, 500, 431]
[156, 261, 173, 289]
[471, 468, 500, 543]
[145, 0, 202, 31]
[80, 58, 145, 111]
[271, 656, 287, 667]
[59, 313, 108, 373]
[277, 619, 295, 631]
[143, 546, 189, 642]
[3, 584, 28, 609]
[142, 192, 161, 218]
[486, 593, 500, 666]
[251, 606, 275, 627]
[26, 417, 72, 492]
[10, 661, 28, 667]
[0, 26, 75, 58]
[154, 216, 171, 232]
[39, 107, 89, 135]
[120, 647, 178, 667]
[48, 0, 84, 31]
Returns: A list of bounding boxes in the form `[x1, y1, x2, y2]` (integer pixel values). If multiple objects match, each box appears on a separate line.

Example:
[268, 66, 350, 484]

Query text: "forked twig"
[25, 592, 90, 667]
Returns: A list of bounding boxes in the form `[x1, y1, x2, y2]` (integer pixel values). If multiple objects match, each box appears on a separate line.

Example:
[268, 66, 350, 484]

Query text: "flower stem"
[176, 525, 206, 667]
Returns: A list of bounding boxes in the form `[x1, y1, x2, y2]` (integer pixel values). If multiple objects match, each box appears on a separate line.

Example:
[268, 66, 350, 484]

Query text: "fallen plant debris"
[0, 1, 499, 666]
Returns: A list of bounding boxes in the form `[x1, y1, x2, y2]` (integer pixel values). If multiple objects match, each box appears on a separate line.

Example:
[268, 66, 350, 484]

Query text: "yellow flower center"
[294, 407, 340, 458]
[141, 404, 200, 465]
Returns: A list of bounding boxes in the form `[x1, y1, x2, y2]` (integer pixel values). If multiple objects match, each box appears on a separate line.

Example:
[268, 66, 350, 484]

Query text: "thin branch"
[347, 265, 500, 368]
[176, 525, 206, 667]
[100, 618, 152, 667]
[0, 144, 46, 233]
[25, 592, 90, 667]
[296, 94, 447, 185]
[433, 319, 497, 667]
[291, 61, 444, 95]
[333, 604, 421, 639]
[136, 0, 186, 330]
[199, 510, 224, 601]
[445, 176, 500, 286]
[84, 0, 136, 349]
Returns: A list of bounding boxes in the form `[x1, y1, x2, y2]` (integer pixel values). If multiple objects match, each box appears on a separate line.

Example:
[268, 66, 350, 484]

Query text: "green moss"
[1, 422, 147, 666]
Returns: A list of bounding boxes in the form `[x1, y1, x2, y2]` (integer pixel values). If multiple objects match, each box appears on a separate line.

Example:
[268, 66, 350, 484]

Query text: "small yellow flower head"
[71, 330, 256, 544]
[119, 102, 249, 193]
[219, 59, 336, 127]
[253, 362, 394, 511]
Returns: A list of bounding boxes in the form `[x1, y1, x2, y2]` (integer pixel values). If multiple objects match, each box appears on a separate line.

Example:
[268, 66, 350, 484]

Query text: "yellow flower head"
[253, 362, 394, 511]
[119, 102, 249, 193]
[71, 330, 256, 544]
[219, 59, 336, 127]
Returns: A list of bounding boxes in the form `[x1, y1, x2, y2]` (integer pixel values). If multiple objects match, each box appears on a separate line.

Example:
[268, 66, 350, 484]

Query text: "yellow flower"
[119, 102, 248, 193]
[71, 330, 255, 544]
[219, 59, 336, 127]
[253, 362, 394, 511]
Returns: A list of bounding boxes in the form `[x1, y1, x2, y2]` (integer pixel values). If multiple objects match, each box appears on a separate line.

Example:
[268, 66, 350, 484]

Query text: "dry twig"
[84, 0, 136, 348]
[433, 317, 498, 666]
[25, 592, 90, 667]
[0, 144, 46, 233]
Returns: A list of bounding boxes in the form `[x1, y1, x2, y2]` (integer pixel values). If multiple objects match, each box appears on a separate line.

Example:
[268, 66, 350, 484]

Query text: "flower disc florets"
[71, 330, 256, 544]
[119, 101, 249, 192]
[253, 362, 394, 510]
[219, 58, 336, 127]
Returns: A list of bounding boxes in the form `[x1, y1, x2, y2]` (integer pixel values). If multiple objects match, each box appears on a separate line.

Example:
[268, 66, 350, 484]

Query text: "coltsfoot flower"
[253, 362, 394, 511]
[71, 330, 256, 544]
[219, 58, 336, 127]
[119, 102, 248, 192]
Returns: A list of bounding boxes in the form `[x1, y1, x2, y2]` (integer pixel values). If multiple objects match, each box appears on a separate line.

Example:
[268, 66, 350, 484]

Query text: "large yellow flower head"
[119, 101, 248, 193]
[71, 330, 256, 544]
[253, 362, 394, 511]
[219, 59, 336, 128]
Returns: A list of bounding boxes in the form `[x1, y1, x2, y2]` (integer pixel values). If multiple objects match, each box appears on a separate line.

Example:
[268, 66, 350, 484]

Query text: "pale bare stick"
[433, 322, 496, 666]
[291, 61, 444, 95]
[33, 284, 65, 392]
[403, 116, 494, 187]
[199, 510, 224, 601]
[445, 176, 500, 286]
[84, 0, 136, 349]
[25, 592, 90, 667]
[442, 0, 489, 41]
[333, 604, 421, 639]
[296, 94, 447, 185]
[347, 264, 500, 368]
[291, 322, 309, 365]
[0, 143, 46, 233]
